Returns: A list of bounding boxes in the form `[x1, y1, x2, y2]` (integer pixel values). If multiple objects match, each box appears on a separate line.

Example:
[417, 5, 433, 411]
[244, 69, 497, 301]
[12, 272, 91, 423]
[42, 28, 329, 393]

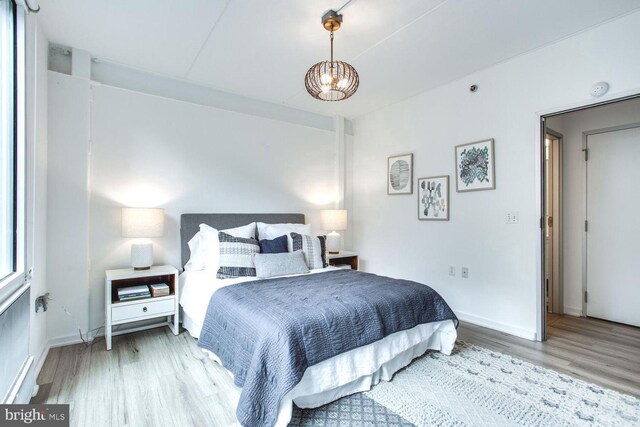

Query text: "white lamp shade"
[122, 207, 164, 238]
[320, 209, 348, 231]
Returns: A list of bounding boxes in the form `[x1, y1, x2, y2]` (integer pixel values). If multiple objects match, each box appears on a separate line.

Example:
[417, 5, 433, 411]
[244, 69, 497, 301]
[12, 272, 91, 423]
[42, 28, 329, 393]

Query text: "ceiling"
[38, 0, 640, 119]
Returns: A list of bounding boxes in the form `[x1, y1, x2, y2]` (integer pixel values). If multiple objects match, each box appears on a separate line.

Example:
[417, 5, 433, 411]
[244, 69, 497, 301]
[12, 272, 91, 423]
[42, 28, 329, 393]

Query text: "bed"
[179, 213, 458, 427]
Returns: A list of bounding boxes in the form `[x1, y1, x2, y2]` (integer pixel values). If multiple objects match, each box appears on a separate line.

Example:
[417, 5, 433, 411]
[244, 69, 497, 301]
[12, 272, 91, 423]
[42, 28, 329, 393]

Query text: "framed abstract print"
[418, 175, 449, 220]
[455, 139, 495, 192]
[387, 153, 413, 195]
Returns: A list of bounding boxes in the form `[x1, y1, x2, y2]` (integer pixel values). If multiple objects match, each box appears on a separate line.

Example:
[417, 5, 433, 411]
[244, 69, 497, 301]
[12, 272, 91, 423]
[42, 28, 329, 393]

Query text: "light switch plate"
[505, 211, 520, 224]
[449, 266, 455, 276]
[461, 267, 469, 278]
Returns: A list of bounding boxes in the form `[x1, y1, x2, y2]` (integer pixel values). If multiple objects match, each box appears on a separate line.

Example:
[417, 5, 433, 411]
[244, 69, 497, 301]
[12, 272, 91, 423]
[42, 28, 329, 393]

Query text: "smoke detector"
[590, 82, 609, 98]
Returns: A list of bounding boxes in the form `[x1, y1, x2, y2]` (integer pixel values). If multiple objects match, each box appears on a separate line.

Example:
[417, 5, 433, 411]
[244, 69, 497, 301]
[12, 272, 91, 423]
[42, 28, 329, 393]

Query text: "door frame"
[545, 128, 563, 315]
[582, 122, 640, 317]
[536, 90, 640, 341]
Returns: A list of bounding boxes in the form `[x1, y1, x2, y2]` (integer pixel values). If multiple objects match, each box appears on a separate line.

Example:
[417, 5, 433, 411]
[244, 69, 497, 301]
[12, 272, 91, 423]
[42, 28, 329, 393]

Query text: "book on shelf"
[150, 283, 170, 297]
[117, 285, 151, 301]
[119, 292, 151, 301]
[118, 284, 149, 296]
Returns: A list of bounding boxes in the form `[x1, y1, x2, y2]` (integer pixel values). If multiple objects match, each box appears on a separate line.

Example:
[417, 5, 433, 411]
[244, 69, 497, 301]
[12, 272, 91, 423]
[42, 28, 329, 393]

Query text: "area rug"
[292, 341, 639, 427]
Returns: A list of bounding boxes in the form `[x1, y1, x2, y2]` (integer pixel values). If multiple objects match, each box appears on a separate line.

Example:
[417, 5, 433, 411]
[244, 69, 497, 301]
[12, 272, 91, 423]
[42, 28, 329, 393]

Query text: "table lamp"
[320, 209, 347, 254]
[122, 207, 164, 270]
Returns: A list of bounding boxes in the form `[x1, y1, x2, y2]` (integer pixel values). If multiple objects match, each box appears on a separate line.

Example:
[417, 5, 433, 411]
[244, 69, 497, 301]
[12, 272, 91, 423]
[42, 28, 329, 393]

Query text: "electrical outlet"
[505, 211, 520, 224]
[35, 292, 50, 313]
[461, 267, 469, 278]
[449, 266, 455, 276]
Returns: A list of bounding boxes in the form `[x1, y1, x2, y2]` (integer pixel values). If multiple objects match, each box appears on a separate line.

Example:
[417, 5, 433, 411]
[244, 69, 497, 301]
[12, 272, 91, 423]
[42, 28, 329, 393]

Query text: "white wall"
[350, 11, 640, 339]
[46, 77, 339, 338]
[46, 73, 90, 343]
[28, 12, 49, 369]
[15, 13, 49, 403]
[546, 97, 640, 316]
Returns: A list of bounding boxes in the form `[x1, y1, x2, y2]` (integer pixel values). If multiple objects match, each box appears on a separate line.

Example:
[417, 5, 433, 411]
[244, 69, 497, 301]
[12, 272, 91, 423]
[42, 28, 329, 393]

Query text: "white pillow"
[257, 222, 312, 251]
[199, 222, 257, 272]
[184, 232, 206, 271]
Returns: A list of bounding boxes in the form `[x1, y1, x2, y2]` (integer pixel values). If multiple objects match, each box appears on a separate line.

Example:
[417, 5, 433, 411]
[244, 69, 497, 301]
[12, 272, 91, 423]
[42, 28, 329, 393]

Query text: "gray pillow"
[253, 252, 309, 278]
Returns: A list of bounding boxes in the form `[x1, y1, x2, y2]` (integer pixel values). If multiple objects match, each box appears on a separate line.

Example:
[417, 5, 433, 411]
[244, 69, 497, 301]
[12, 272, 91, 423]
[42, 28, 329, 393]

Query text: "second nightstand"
[327, 251, 359, 270]
[105, 265, 179, 350]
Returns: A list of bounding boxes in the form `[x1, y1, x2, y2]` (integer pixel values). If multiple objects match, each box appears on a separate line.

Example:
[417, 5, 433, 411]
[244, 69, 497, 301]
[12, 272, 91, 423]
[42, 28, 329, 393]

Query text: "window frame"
[0, 0, 26, 305]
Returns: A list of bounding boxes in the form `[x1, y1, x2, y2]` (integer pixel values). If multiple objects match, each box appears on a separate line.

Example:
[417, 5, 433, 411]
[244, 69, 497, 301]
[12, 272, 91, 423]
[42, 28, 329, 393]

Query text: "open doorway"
[540, 95, 640, 340]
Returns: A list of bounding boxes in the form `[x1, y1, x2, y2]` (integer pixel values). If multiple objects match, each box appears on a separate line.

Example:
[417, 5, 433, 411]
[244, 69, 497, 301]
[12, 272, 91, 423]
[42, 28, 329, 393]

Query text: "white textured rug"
[362, 341, 639, 427]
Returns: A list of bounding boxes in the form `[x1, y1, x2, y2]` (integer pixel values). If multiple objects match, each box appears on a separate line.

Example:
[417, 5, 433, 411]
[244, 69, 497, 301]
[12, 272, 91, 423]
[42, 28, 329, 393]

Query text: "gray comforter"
[197, 269, 457, 427]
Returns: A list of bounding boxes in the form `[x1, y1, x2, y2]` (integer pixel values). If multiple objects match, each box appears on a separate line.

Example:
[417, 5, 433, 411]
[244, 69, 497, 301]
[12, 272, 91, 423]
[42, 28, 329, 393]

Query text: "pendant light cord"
[336, 0, 356, 13]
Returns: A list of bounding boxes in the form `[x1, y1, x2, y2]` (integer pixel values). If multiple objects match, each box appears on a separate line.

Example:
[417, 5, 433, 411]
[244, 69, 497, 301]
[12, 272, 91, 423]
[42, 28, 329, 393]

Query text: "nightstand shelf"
[105, 265, 179, 350]
[327, 251, 359, 270]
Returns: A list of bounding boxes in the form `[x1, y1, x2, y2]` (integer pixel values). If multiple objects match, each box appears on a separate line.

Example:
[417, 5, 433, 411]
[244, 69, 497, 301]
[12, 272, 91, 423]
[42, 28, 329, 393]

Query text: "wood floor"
[32, 328, 240, 427]
[32, 315, 640, 426]
[458, 314, 640, 398]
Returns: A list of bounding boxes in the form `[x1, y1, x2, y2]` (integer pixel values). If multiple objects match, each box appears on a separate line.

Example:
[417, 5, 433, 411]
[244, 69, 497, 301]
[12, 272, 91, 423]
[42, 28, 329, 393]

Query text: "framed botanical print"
[455, 139, 495, 192]
[418, 176, 449, 220]
[387, 153, 413, 195]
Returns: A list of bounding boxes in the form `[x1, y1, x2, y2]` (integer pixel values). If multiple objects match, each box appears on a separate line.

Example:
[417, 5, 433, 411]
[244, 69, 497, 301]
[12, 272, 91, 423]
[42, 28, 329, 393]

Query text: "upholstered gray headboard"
[180, 213, 305, 268]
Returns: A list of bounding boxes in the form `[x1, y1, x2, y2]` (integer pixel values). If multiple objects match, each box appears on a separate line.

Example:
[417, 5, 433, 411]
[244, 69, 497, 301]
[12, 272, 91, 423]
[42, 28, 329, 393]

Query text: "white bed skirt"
[184, 314, 457, 427]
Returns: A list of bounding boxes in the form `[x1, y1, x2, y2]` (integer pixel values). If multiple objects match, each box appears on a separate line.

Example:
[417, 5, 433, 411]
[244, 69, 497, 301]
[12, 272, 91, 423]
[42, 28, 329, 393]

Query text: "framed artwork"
[387, 153, 413, 195]
[455, 139, 495, 192]
[418, 176, 449, 220]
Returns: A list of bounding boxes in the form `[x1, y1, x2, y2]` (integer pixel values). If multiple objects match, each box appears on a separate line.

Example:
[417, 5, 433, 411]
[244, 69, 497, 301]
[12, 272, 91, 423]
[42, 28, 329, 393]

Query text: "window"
[0, 0, 23, 301]
[0, 0, 16, 282]
[0, 0, 27, 405]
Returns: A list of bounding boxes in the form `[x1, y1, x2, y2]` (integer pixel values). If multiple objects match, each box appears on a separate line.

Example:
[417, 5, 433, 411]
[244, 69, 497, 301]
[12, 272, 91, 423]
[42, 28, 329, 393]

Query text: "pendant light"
[305, 10, 359, 101]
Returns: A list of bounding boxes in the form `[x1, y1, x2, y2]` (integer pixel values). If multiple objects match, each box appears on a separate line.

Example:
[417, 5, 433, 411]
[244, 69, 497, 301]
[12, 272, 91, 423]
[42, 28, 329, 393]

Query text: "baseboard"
[455, 310, 537, 341]
[20, 334, 89, 401]
[48, 320, 154, 348]
[563, 306, 583, 317]
[49, 326, 109, 348]
[5, 356, 34, 403]
[31, 343, 50, 387]
[48, 333, 88, 348]
[14, 341, 50, 403]
[49, 315, 176, 349]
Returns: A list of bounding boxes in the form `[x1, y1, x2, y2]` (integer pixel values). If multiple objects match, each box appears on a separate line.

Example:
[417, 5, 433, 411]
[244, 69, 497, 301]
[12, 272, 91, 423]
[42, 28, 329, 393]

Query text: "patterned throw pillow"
[217, 232, 260, 279]
[290, 233, 327, 269]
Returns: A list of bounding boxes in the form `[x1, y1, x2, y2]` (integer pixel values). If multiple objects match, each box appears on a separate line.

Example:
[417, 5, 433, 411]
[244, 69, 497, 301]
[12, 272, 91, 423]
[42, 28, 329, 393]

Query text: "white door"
[586, 126, 640, 327]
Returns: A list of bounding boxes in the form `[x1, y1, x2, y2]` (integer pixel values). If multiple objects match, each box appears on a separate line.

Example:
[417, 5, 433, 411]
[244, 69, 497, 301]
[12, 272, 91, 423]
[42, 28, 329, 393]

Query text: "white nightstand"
[327, 251, 359, 270]
[105, 265, 179, 350]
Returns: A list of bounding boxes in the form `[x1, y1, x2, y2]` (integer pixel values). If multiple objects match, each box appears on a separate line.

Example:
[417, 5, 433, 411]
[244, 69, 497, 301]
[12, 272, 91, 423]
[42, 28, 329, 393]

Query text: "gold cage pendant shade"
[305, 10, 359, 102]
[305, 60, 359, 101]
